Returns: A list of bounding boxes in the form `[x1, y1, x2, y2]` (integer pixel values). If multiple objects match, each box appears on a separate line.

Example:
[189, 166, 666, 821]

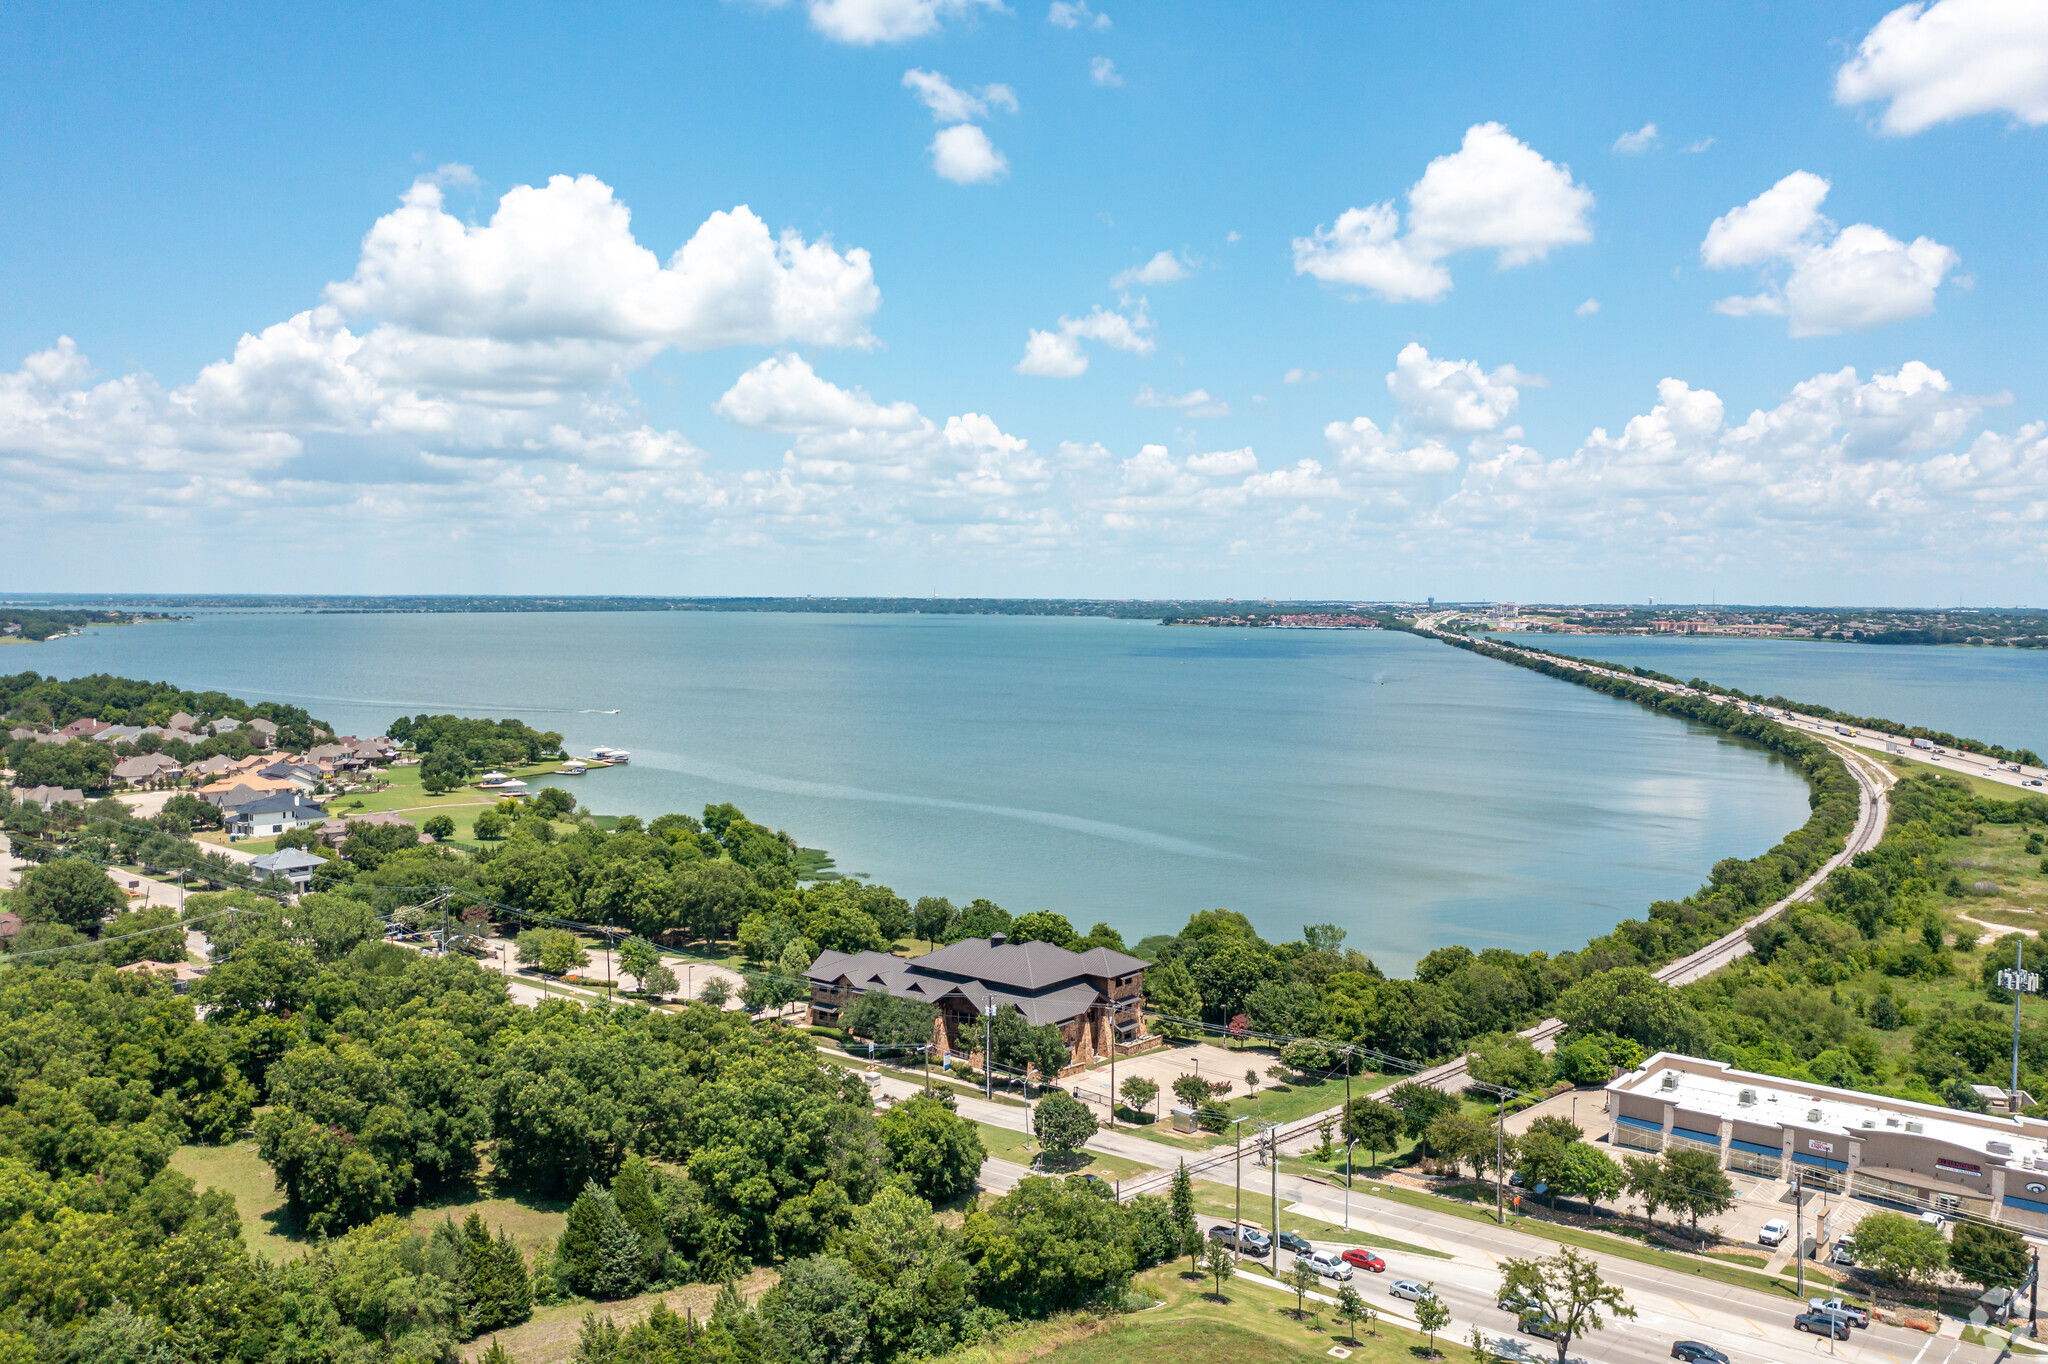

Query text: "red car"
[1340, 1248, 1385, 1273]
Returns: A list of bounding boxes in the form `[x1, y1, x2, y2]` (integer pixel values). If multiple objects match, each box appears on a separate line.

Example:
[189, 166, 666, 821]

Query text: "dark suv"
[1276, 1230, 1313, 1255]
[1671, 1344, 1729, 1364]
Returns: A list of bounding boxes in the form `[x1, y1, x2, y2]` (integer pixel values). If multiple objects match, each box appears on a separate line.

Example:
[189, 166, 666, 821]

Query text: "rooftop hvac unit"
[1738, 1089, 1757, 1106]
[1905, 1121, 1924, 1134]
[1862, 1120, 1876, 1128]
[1886, 1118, 1901, 1127]
[1660, 1071, 1679, 1091]
[1808, 1109, 1824, 1122]
[1989, 1141, 2014, 1156]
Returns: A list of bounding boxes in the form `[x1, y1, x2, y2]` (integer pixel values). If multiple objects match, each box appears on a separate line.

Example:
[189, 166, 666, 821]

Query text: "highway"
[1402, 618, 1898, 1091]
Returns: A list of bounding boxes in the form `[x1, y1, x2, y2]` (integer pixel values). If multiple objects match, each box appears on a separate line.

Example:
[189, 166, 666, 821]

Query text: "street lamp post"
[1268, 1121, 1280, 1278]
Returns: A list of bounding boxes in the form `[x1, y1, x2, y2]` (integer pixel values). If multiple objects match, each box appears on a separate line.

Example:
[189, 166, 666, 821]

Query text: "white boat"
[556, 759, 589, 775]
[590, 747, 631, 764]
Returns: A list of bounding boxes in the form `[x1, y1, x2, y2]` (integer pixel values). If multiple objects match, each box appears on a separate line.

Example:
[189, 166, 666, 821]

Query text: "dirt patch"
[470, 1267, 778, 1364]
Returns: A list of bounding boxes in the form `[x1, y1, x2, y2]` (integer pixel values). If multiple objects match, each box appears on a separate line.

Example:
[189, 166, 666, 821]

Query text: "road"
[1192, 1168, 1996, 1364]
[1401, 621, 1898, 1094]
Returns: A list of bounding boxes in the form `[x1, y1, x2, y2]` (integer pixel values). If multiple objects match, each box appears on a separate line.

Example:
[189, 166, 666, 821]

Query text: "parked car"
[1389, 1279, 1431, 1302]
[1670, 1344, 1728, 1363]
[1276, 1230, 1314, 1255]
[1795, 1312, 1851, 1341]
[1808, 1298, 1868, 1328]
[1832, 1238, 1856, 1266]
[1296, 1250, 1352, 1281]
[1758, 1218, 1791, 1246]
[1340, 1248, 1385, 1273]
[1519, 1314, 1566, 1341]
[1208, 1224, 1271, 1255]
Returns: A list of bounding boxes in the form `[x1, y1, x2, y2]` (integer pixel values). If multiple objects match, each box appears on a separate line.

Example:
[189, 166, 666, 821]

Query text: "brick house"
[806, 933, 1158, 1075]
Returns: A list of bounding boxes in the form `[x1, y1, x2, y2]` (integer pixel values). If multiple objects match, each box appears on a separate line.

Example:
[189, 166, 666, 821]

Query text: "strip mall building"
[1608, 1053, 2048, 1231]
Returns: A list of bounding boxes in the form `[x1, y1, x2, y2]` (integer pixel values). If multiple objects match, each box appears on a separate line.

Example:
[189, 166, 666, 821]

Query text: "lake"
[34, 612, 1814, 970]
[1488, 633, 2048, 758]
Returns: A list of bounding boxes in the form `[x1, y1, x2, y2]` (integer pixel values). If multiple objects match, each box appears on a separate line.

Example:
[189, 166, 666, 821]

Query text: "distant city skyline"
[3, 1, 2045, 602]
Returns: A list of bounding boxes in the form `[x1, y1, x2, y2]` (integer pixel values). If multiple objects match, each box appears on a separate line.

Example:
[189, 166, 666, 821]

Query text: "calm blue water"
[1488, 634, 2048, 757]
[33, 613, 1811, 970]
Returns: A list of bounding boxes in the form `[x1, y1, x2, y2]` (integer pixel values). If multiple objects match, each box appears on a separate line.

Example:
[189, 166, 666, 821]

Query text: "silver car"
[1390, 1279, 1431, 1302]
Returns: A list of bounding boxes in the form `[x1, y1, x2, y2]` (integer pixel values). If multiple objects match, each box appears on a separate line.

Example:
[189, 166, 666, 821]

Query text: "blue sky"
[3, 0, 2046, 603]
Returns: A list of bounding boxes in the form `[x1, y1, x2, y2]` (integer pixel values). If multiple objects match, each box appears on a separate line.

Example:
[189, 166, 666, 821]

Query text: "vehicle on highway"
[1389, 1279, 1431, 1302]
[1758, 1218, 1791, 1246]
[1276, 1230, 1314, 1255]
[1518, 1313, 1566, 1341]
[1795, 1311, 1851, 1340]
[1296, 1249, 1352, 1281]
[1670, 1343, 1729, 1363]
[1808, 1298, 1868, 1328]
[1208, 1224, 1271, 1255]
[1340, 1248, 1385, 1273]
[1498, 1286, 1535, 1313]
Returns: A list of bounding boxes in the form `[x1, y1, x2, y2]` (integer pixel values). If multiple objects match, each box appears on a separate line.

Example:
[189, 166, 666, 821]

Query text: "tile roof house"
[59, 718, 110, 738]
[167, 712, 196, 730]
[12, 785, 86, 810]
[208, 717, 240, 735]
[113, 753, 184, 786]
[806, 933, 1157, 1074]
[91, 725, 144, 745]
[258, 761, 322, 790]
[190, 755, 239, 778]
[199, 775, 297, 803]
[246, 718, 279, 748]
[224, 793, 327, 839]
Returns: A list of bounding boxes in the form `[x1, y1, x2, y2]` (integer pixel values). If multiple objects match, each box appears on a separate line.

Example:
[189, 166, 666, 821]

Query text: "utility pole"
[1107, 1002, 1117, 1130]
[1269, 1122, 1280, 1277]
[984, 997, 995, 1102]
[1230, 1114, 1255, 1255]
[1344, 1139, 1361, 1229]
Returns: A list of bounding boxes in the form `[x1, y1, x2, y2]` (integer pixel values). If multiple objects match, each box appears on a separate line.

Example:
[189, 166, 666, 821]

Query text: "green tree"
[458, 1212, 534, 1333]
[1201, 1239, 1236, 1299]
[911, 895, 954, 948]
[989, 1006, 1070, 1079]
[1144, 959, 1203, 1039]
[1120, 1075, 1159, 1118]
[1951, 1220, 2030, 1291]
[698, 975, 732, 1008]
[1033, 1091, 1098, 1155]
[876, 1096, 986, 1203]
[1010, 910, 1082, 949]
[1853, 1210, 1950, 1292]
[1413, 1286, 1452, 1356]
[1287, 1258, 1318, 1320]
[1655, 1148, 1736, 1249]
[1169, 1162, 1199, 1271]
[15, 856, 125, 934]
[1336, 1280, 1371, 1340]
[1498, 1248, 1634, 1364]
[422, 813, 456, 841]
[1424, 1112, 1493, 1179]
[1343, 1097, 1404, 1171]
[556, 1183, 620, 1297]
[1551, 1143, 1624, 1211]
[759, 1255, 880, 1364]
[1171, 1073, 1212, 1112]
[1385, 1081, 1459, 1142]
[618, 935, 660, 986]
[639, 961, 677, 999]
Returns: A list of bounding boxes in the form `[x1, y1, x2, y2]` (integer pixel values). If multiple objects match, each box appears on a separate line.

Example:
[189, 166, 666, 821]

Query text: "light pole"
[1343, 1138, 1362, 1229]
[1267, 1121, 1280, 1277]
[984, 997, 996, 1102]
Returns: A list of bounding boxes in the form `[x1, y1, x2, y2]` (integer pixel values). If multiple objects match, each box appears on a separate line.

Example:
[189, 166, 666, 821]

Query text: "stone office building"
[1608, 1053, 2048, 1230]
[806, 933, 1158, 1074]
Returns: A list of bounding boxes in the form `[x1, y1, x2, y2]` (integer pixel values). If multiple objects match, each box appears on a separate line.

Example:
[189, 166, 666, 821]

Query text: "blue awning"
[2005, 1194, 2048, 1216]
[1730, 1138, 1781, 1157]
[1794, 1151, 1847, 1172]
[1670, 1126, 1720, 1146]
[1616, 1114, 1662, 1132]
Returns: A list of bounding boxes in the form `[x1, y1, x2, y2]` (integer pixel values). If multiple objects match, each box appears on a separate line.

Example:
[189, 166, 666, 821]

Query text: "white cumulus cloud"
[1134, 385, 1229, 417]
[1090, 56, 1123, 86]
[1836, 0, 2048, 134]
[929, 124, 1009, 184]
[1612, 122, 1660, 153]
[1047, 1, 1109, 29]
[902, 68, 1017, 122]
[801, 0, 1005, 45]
[1015, 303, 1154, 377]
[1110, 250, 1191, 288]
[1386, 342, 1535, 435]
[1576, 298, 1600, 317]
[1291, 122, 1595, 303]
[1701, 171, 1959, 335]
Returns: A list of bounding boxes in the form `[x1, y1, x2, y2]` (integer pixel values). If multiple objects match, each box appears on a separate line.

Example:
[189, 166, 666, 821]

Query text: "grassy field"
[317, 759, 584, 847]
[972, 1122, 1155, 1182]
[170, 1140, 571, 1265]
[934, 1261, 1472, 1364]
[1110, 1069, 1382, 1152]
[1885, 752, 2035, 803]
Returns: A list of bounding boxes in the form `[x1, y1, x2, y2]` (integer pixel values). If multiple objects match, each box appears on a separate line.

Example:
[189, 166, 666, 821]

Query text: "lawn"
[1885, 752, 2035, 803]
[477, 1268, 779, 1364]
[170, 1139, 571, 1265]
[935, 1261, 1472, 1364]
[1111, 1069, 1385, 1152]
[316, 758, 585, 847]
[972, 1122, 1155, 1182]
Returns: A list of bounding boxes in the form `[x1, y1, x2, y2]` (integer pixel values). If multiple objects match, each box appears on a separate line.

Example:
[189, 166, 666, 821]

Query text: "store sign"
[1937, 1157, 1983, 1176]
[1807, 1139, 1835, 1154]
[2027, 1183, 2047, 1194]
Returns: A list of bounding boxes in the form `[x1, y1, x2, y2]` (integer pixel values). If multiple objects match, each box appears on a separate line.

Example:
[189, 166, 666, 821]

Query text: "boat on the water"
[590, 746, 631, 764]
[556, 759, 589, 775]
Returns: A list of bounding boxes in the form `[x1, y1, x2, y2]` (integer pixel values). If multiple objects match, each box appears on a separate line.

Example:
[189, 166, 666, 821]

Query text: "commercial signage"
[2028, 1182, 2047, 1194]
[1807, 1139, 1834, 1154]
[1937, 1157, 1983, 1176]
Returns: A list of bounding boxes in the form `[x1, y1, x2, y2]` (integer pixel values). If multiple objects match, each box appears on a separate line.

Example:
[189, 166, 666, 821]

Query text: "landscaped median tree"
[1119, 1074, 1159, 1120]
[1412, 1286, 1452, 1357]
[1951, 1220, 2030, 1293]
[1201, 1238, 1236, 1299]
[1497, 1247, 1635, 1364]
[1170, 1163, 1199, 1270]
[1033, 1091, 1098, 1159]
[1622, 1147, 1734, 1248]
